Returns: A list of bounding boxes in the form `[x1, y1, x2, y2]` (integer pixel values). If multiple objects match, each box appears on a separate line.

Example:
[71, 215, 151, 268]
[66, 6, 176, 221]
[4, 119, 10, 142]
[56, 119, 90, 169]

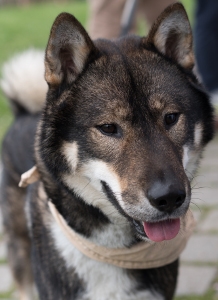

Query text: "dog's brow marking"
[63, 141, 78, 172]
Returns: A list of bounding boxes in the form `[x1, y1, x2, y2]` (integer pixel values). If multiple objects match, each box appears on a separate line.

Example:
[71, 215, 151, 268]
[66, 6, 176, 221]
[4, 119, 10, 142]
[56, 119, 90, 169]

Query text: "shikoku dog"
[0, 3, 214, 300]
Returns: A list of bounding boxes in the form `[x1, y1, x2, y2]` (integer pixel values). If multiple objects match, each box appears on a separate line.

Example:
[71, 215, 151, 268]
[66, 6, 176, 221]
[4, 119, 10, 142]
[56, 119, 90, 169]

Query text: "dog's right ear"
[144, 3, 194, 70]
[45, 13, 98, 87]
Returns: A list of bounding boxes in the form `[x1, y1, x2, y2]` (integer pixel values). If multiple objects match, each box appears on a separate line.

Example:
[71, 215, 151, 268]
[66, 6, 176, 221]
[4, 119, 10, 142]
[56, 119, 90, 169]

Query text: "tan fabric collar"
[20, 166, 196, 269]
[48, 201, 195, 269]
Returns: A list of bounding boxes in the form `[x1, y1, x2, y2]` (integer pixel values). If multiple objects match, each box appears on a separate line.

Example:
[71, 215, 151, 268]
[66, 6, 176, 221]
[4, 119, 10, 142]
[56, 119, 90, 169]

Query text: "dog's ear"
[45, 13, 98, 86]
[144, 3, 194, 69]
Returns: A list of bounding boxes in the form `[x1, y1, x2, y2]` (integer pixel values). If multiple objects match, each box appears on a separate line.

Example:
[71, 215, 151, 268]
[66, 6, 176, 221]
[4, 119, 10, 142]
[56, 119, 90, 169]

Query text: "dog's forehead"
[75, 42, 191, 120]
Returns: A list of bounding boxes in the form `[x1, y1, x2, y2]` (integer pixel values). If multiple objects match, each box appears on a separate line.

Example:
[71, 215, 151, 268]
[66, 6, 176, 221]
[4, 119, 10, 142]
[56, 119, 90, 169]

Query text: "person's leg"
[195, 0, 218, 99]
[87, 0, 175, 40]
[87, 0, 126, 39]
[138, 0, 175, 29]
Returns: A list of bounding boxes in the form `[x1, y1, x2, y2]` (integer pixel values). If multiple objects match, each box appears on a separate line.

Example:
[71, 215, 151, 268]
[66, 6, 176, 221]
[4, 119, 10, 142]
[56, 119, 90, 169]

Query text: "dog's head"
[38, 3, 214, 242]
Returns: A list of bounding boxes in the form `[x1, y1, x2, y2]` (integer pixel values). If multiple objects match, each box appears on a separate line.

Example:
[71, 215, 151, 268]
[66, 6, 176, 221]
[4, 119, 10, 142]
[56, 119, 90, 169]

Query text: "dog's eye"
[164, 113, 179, 126]
[98, 124, 117, 135]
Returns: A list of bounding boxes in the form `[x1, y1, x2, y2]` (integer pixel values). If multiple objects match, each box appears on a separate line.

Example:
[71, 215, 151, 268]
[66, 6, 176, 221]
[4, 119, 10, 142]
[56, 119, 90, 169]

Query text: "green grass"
[0, 1, 88, 65]
[0, 1, 88, 147]
[0, 91, 13, 147]
[181, 0, 196, 26]
[176, 292, 218, 300]
[0, 286, 16, 299]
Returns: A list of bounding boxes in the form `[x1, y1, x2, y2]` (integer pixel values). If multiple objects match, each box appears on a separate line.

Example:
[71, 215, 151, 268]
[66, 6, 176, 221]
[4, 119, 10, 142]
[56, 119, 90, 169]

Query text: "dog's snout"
[147, 182, 186, 213]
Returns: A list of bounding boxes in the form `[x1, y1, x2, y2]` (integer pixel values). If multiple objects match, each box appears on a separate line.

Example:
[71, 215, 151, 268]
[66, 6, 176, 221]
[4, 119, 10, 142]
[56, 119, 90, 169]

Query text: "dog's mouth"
[132, 218, 180, 242]
[101, 181, 181, 242]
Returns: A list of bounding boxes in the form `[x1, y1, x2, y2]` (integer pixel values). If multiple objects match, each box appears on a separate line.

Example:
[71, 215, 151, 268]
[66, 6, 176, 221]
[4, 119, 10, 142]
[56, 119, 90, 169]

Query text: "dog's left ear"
[45, 13, 98, 86]
[144, 3, 194, 69]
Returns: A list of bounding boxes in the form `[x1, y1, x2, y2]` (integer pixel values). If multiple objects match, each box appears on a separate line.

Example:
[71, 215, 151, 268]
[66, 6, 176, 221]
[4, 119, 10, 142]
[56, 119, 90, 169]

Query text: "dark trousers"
[195, 0, 218, 93]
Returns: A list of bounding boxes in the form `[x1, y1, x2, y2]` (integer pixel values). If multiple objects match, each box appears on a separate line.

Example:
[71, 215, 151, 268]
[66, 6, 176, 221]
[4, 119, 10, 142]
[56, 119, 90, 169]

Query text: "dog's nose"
[147, 182, 186, 213]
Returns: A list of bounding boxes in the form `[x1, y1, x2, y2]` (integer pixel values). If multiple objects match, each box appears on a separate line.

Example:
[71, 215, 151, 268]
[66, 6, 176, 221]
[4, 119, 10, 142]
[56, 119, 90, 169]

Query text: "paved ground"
[0, 133, 217, 299]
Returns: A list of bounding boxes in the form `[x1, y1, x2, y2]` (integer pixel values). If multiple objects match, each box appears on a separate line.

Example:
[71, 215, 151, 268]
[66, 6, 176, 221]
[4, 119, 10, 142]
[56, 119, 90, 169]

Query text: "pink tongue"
[143, 219, 180, 242]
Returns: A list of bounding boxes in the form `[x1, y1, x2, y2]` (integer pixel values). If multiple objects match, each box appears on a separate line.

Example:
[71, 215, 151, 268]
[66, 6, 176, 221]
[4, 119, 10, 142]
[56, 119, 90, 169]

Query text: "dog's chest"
[50, 218, 163, 300]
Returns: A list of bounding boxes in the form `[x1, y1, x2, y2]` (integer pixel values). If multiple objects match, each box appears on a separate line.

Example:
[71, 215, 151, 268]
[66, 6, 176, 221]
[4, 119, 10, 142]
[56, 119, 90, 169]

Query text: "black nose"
[147, 182, 186, 213]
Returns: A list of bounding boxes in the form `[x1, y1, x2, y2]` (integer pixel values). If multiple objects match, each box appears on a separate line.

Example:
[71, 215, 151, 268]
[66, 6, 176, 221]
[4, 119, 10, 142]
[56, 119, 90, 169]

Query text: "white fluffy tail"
[1, 49, 48, 114]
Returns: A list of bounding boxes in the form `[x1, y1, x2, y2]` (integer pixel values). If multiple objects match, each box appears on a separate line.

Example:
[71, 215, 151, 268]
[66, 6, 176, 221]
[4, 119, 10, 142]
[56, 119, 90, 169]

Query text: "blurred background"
[0, 1, 218, 300]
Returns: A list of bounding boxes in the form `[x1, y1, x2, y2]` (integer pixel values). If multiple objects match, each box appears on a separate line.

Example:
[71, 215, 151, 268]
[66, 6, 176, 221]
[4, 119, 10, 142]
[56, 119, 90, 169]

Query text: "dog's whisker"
[190, 202, 202, 213]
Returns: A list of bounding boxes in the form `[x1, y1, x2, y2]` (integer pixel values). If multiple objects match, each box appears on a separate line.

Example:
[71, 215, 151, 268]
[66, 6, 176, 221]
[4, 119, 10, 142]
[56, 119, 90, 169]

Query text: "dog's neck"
[53, 187, 136, 248]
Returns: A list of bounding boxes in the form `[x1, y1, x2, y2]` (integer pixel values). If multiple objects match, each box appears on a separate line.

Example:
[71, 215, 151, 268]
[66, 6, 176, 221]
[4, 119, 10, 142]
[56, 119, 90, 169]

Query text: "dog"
[0, 3, 214, 300]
